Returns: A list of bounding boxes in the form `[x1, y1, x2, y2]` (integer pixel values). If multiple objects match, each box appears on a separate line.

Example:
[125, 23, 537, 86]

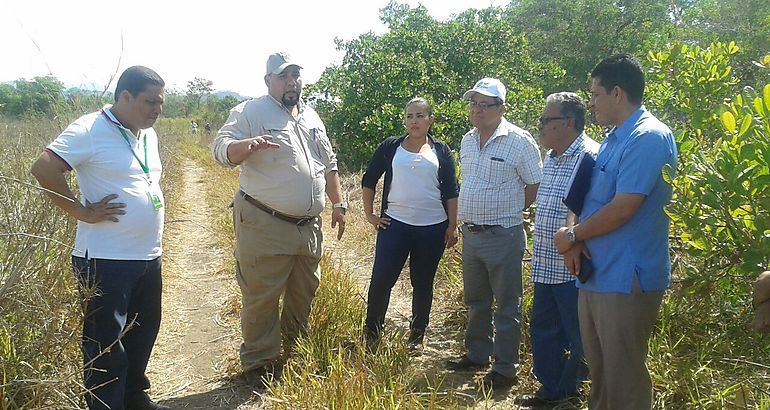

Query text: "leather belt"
[464, 223, 498, 233]
[240, 191, 316, 226]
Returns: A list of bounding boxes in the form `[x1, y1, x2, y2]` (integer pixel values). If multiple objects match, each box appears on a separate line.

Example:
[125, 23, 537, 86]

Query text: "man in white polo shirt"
[212, 52, 346, 390]
[447, 78, 542, 391]
[31, 66, 168, 410]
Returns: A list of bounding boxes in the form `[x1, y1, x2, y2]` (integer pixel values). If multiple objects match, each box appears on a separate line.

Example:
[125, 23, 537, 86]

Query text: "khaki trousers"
[232, 193, 322, 371]
[578, 277, 664, 410]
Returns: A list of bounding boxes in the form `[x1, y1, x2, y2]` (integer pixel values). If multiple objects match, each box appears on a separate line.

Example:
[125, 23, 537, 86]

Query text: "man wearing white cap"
[212, 52, 346, 389]
[446, 77, 542, 390]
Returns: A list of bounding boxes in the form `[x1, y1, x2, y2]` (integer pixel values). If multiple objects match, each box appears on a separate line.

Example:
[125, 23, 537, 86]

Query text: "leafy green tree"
[645, 41, 769, 278]
[0, 76, 65, 117]
[680, 0, 770, 85]
[504, 0, 677, 92]
[185, 77, 214, 116]
[307, 2, 562, 170]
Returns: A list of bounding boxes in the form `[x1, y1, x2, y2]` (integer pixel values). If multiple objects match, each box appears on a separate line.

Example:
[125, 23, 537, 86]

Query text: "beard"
[282, 91, 300, 107]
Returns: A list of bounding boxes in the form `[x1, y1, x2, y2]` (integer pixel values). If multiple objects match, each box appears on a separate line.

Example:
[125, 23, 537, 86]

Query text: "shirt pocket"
[306, 128, 330, 161]
[482, 156, 513, 185]
[587, 165, 618, 204]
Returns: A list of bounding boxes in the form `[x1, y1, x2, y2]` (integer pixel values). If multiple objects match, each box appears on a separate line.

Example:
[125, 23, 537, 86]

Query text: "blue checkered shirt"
[458, 118, 543, 227]
[531, 133, 600, 284]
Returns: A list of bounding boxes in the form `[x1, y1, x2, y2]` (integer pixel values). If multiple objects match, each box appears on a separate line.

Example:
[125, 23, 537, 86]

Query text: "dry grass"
[3, 118, 767, 409]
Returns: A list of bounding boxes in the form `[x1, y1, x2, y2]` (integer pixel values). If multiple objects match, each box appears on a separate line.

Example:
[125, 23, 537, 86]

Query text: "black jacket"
[361, 134, 459, 217]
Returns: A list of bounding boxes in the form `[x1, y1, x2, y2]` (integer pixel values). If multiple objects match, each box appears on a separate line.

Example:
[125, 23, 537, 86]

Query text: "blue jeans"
[461, 224, 525, 378]
[531, 281, 587, 400]
[365, 218, 448, 335]
[72, 256, 162, 410]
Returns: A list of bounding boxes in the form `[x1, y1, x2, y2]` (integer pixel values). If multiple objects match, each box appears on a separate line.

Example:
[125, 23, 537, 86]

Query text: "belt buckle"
[297, 216, 314, 226]
[466, 223, 482, 233]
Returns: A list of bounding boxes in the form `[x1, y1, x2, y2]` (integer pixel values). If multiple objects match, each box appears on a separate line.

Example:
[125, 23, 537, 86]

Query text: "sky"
[0, 0, 501, 98]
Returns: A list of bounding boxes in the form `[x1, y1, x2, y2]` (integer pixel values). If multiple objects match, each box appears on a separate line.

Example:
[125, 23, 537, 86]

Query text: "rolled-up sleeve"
[212, 106, 251, 167]
[315, 126, 338, 173]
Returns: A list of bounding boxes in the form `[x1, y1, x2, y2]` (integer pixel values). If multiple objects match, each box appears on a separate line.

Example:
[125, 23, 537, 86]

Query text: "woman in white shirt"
[361, 97, 459, 350]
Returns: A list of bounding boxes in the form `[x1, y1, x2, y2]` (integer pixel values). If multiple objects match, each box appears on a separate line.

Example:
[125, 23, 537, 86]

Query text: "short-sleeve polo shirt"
[47, 106, 164, 260]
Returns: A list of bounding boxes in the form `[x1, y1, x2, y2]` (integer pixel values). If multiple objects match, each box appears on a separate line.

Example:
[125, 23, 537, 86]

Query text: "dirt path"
[147, 160, 256, 409]
[143, 166, 529, 409]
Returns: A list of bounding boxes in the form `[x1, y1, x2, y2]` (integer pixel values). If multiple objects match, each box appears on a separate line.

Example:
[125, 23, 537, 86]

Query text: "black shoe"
[445, 354, 490, 371]
[363, 328, 381, 351]
[243, 366, 273, 391]
[407, 329, 424, 349]
[482, 370, 518, 390]
[515, 393, 554, 407]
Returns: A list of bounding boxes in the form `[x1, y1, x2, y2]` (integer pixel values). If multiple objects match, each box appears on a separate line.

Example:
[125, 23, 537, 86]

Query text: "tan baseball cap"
[266, 52, 302, 76]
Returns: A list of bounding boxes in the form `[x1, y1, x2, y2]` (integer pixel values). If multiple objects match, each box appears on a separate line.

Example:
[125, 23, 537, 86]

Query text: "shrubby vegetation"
[1, 0, 769, 408]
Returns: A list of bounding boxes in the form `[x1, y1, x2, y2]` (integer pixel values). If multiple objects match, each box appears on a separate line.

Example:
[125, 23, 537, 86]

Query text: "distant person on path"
[204, 122, 212, 135]
[517, 92, 597, 408]
[553, 54, 677, 410]
[211, 52, 346, 390]
[30, 66, 169, 410]
[446, 77, 542, 390]
[190, 120, 198, 134]
[361, 97, 459, 351]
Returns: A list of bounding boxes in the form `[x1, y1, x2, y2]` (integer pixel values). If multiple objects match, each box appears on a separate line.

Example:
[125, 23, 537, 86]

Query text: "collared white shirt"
[531, 133, 600, 284]
[458, 118, 542, 227]
[47, 105, 164, 260]
[212, 96, 337, 217]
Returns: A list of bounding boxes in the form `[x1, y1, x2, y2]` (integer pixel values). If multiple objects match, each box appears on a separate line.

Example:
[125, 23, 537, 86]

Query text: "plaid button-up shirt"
[531, 133, 600, 284]
[458, 118, 543, 227]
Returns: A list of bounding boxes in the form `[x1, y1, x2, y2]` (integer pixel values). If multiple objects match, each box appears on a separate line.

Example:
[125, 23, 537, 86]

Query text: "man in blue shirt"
[553, 54, 677, 409]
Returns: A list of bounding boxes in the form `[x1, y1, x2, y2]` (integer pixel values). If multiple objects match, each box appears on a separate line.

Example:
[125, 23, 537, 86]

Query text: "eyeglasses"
[538, 116, 570, 126]
[468, 100, 502, 110]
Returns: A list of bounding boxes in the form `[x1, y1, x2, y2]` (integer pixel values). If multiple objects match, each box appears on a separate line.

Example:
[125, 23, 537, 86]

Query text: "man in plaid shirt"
[447, 78, 542, 390]
[517, 93, 599, 408]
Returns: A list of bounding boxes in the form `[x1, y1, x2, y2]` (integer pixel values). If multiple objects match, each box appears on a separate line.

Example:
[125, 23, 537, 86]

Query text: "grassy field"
[1, 117, 768, 409]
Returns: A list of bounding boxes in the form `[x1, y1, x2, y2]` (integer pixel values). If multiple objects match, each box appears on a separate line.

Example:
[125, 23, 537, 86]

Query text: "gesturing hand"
[82, 194, 126, 223]
[246, 135, 280, 153]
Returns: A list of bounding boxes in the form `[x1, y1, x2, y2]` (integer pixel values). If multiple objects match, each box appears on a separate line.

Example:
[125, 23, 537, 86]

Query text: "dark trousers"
[531, 281, 587, 400]
[364, 218, 448, 335]
[72, 256, 163, 410]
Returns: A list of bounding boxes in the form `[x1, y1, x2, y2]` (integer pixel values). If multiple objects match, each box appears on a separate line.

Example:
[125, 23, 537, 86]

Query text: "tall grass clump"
[0, 118, 83, 408]
[0, 116, 191, 408]
[268, 254, 469, 409]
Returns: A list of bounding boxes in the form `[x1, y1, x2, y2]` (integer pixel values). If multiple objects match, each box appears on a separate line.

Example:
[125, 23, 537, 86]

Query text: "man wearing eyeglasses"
[517, 92, 598, 408]
[446, 77, 542, 391]
[553, 55, 677, 410]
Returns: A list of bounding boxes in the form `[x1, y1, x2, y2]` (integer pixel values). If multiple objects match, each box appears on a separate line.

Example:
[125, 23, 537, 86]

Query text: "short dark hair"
[114, 66, 165, 102]
[591, 54, 644, 105]
[546, 92, 586, 133]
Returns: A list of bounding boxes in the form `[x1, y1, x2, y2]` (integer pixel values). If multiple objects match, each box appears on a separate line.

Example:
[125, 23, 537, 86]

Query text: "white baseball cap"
[266, 52, 303, 76]
[463, 77, 507, 102]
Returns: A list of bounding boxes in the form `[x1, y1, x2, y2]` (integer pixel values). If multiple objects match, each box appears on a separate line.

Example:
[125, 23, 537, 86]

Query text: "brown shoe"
[445, 354, 490, 371]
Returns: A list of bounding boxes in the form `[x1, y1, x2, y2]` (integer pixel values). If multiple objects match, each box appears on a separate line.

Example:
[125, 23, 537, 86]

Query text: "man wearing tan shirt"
[212, 52, 346, 389]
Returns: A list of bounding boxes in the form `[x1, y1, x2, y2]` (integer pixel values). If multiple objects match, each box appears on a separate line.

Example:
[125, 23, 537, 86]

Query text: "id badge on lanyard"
[118, 128, 164, 210]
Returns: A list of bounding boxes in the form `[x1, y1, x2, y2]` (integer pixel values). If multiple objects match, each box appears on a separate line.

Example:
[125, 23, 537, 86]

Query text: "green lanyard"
[118, 128, 150, 177]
